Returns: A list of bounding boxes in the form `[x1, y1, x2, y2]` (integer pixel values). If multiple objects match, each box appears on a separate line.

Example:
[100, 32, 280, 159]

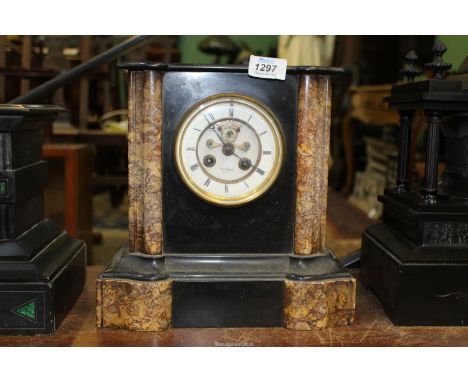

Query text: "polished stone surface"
[127, 70, 163, 255]
[294, 75, 331, 255]
[97, 277, 171, 331]
[284, 278, 355, 330]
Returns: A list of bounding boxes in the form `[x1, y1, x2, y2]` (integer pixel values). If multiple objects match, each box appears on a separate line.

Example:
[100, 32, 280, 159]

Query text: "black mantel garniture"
[361, 41, 468, 325]
[0, 105, 86, 335]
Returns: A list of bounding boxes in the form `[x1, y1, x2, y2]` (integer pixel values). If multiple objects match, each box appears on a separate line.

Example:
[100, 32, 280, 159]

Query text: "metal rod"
[9, 35, 155, 104]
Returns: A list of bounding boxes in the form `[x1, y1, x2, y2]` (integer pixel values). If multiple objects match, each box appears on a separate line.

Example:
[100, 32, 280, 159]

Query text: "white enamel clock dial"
[175, 94, 284, 206]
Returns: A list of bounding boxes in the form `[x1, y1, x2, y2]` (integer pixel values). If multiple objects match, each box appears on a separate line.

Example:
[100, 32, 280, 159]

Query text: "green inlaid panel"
[12, 299, 37, 322]
[0, 179, 7, 196]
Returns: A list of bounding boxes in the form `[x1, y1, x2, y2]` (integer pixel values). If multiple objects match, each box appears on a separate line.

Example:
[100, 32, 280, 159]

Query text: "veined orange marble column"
[127, 70, 163, 255]
[294, 74, 332, 255]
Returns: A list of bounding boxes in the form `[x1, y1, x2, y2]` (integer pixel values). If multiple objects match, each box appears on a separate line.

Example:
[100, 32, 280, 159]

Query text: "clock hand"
[232, 151, 241, 159]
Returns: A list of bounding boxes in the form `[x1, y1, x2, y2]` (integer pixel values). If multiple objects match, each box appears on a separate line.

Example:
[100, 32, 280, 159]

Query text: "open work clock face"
[175, 94, 284, 206]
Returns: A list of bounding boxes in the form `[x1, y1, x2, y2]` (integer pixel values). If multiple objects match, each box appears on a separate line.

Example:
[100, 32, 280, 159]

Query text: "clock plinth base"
[96, 246, 355, 330]
[96, 277, 172, 331]
[361, 190, 468, 325]
[284, 278, 356, 330]
[0, 219, 86, 335]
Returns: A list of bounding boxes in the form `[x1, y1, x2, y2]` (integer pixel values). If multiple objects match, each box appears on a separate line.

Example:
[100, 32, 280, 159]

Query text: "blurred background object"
[198, 35, 239, 63]
[278, 35, 335, 66]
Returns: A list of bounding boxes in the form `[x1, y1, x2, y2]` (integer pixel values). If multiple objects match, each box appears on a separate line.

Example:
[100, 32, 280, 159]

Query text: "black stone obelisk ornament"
[0, 105, 86, 335]
[360, 42, 468, 325]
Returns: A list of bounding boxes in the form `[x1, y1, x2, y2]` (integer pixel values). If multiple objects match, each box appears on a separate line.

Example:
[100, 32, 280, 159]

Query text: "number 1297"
[255, 63, 277, 72]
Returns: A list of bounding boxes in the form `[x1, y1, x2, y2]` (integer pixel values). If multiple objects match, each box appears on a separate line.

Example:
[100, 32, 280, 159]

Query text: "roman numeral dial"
[175, 95, 284, 206]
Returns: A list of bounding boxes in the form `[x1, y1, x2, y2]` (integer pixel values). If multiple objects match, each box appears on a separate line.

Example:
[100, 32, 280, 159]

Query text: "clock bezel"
[174, 93, 285, 207]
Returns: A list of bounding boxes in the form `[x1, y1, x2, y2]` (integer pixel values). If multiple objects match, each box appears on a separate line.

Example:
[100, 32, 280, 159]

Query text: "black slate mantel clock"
[97, 63, 356, 330]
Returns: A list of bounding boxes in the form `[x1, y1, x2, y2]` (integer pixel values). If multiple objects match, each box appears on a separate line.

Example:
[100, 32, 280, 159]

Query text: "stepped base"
[0, 219, 86, 335]
[97, 246, 356, 330]
[361, 223, 468, 325]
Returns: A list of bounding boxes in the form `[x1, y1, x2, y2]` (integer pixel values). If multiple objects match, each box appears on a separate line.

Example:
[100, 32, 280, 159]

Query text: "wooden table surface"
[1, 266, 468, 346]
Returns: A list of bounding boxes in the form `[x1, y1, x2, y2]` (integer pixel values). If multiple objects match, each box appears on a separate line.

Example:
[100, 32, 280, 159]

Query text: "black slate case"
[162, 71, 298, 254]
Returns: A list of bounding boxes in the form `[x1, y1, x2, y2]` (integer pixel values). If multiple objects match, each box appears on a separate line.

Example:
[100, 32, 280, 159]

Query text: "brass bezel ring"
[174, 93, 285, 207]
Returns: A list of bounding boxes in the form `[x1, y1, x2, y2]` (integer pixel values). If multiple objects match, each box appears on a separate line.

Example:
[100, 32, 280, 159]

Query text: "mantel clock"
[97, 63, 356, 330]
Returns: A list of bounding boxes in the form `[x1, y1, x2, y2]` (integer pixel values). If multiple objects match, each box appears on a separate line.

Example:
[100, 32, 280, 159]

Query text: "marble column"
[127, 70, 163, 255]
[294, 74, 331, 255]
